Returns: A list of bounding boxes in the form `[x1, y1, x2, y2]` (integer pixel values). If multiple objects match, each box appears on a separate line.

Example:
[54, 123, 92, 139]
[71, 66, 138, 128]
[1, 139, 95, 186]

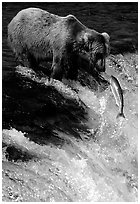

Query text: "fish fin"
[116, 112, 125, 119]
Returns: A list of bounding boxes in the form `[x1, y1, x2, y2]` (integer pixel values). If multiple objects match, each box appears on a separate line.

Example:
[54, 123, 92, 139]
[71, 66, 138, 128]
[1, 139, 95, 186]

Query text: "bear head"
[77, 30, 110, 73]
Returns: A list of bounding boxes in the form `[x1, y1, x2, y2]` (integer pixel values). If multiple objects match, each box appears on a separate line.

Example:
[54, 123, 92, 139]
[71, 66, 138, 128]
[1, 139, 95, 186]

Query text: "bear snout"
[95, 58, 105, 72]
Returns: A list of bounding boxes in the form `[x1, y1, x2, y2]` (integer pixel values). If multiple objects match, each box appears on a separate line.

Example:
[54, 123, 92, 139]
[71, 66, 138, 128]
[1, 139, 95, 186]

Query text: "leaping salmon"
[110, 75, 125, 118]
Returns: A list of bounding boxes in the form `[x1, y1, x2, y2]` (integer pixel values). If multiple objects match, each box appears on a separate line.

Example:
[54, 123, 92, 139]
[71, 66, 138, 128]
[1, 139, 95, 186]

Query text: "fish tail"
[116, 112, 125, 119]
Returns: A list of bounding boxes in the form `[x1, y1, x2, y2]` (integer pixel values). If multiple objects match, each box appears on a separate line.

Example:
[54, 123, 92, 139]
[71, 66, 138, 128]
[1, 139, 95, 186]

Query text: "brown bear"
[8, 7, 110, 81]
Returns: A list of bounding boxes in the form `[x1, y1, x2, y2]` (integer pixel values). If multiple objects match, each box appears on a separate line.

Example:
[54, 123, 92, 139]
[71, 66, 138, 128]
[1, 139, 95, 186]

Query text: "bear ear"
[102, 32, 110, 55]
[102, 32, 110, 43]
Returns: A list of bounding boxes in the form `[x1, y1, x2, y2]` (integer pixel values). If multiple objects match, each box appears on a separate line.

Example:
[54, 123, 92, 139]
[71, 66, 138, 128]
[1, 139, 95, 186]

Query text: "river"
[2, 2, 138, 202]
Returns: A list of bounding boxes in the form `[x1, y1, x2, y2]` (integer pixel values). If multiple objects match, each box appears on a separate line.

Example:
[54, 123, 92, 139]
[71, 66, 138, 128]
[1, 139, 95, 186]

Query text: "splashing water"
[2, 54, 138, 201]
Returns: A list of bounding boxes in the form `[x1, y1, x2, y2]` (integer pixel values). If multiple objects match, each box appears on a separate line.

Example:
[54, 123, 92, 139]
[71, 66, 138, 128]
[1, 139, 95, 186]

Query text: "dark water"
[2, 2, 138, 202]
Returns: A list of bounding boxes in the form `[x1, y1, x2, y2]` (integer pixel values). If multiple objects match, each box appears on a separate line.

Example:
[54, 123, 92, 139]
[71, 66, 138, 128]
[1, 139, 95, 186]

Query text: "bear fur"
[8, 7, 110, 80]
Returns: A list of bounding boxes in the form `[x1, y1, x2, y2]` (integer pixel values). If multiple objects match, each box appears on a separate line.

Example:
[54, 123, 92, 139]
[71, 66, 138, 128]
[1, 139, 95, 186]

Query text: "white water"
[2, 54, 138, 201]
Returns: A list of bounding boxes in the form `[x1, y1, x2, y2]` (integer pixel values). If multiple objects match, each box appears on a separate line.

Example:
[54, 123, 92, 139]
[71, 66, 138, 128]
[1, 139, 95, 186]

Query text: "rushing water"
[2, 2, 138, 202]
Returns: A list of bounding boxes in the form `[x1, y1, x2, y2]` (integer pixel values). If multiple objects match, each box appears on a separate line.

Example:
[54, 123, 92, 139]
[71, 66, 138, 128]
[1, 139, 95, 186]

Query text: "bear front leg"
[66, 54, 78, 80]
[50, 55, 64, 81]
